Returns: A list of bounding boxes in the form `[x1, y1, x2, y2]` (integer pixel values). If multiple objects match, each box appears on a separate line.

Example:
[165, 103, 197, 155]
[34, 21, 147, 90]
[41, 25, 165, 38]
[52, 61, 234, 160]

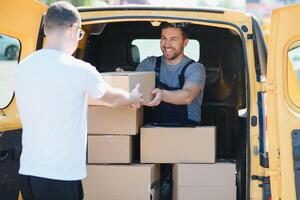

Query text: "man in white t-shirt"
[14, 2, 143, 200]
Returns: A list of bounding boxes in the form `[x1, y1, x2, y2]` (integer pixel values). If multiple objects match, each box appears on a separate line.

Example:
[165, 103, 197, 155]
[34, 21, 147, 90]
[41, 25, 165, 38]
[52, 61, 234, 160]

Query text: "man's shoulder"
[59, 54, 94, 72]
[18, 51, 40, 65]
[70, 57, 91, 68]
[191, 61, 205, 70]
[185, 58, 205, 70]
[140, 56, 158, 64]
[137, 56, 158, 71]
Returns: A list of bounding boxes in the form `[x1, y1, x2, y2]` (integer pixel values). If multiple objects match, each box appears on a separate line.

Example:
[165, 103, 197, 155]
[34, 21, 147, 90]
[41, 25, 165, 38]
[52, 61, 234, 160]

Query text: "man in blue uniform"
[137, 22, 206, 126]
[136, 22, 206, 200]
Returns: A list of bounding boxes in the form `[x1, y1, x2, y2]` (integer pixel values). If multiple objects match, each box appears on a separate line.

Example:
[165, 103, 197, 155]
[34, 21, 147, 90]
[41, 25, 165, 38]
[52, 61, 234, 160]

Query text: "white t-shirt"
[15, 49, 106, 180]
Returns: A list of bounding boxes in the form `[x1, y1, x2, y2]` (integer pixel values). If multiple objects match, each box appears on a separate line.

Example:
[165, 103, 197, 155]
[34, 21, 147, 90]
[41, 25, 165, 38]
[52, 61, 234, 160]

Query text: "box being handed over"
[89, 71, 155, 104]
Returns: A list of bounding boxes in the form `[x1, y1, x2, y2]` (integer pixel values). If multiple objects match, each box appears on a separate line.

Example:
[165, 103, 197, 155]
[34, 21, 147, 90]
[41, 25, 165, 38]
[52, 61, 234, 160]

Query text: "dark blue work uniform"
[153, 56, 200, 126]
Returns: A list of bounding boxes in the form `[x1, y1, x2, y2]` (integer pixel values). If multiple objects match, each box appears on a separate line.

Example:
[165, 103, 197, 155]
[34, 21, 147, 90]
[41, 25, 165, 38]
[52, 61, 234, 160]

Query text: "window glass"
[132, 39, 200, 62]
[0, 34, 20, 108]
[288, 44, 300, 87]
[287, 41, 300, 107]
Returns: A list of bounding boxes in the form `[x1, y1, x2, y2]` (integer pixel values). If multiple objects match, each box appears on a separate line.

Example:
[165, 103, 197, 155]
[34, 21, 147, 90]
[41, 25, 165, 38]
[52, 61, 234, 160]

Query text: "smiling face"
[160, 27, 188, 64]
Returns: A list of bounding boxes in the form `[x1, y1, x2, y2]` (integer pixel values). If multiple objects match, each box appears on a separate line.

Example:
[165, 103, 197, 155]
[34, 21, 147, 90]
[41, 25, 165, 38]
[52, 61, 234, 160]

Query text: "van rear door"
[0, 1, 46, 199]
[0, 0, 46, 131]
[266, 3, 300, 199]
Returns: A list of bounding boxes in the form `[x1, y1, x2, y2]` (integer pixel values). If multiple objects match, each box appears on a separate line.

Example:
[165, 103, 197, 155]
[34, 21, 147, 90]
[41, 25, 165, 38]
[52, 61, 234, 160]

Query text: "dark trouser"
[160, 164, 172, 200]
[20, 175, 83, 200]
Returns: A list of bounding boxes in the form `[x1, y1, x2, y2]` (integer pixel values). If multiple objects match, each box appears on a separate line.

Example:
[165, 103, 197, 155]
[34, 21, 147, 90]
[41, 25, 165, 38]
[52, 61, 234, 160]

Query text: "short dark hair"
[160, 22, 190, 38]
[44, 1, 80, 31]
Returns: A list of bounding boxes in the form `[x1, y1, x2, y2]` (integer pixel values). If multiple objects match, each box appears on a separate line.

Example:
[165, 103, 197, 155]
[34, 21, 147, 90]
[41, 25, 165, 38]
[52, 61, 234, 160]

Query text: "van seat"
[131, 44, 140, 64]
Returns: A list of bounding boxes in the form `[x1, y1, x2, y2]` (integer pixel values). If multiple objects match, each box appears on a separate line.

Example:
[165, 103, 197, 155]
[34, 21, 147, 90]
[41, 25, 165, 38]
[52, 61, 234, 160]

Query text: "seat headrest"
[131, 45, 140, 64]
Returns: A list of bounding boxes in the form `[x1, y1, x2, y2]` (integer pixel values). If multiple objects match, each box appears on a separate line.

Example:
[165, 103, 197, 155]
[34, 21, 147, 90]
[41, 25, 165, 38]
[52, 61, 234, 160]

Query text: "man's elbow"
[184, 96, 194, 104]
[182, 90, 197, 104]
[182, 88, 201, 105]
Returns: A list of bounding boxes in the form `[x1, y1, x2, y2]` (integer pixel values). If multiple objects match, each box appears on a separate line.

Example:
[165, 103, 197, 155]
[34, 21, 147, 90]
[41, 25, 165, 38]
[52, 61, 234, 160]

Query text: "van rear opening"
[83, 20, 247, 200]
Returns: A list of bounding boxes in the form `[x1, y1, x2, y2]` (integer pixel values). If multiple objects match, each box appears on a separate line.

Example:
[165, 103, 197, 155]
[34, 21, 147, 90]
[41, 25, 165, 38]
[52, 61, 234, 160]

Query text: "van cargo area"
[82, 20, 247, 200]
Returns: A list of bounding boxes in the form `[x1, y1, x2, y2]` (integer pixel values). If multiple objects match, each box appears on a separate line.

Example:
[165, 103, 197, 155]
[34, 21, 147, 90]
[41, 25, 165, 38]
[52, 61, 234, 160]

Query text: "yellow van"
[1, 0, 300, 199]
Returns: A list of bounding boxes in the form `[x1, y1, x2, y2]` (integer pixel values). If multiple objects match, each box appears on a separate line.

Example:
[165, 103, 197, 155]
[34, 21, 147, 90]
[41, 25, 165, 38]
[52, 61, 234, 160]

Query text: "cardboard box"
[173, 163, 236, 200]
[88, 71, 155, 104]
[87, 106, 142, 135]
[141, 126, 216, 163]
[88, 135, 132, 164]
[83, 164, 160, 200]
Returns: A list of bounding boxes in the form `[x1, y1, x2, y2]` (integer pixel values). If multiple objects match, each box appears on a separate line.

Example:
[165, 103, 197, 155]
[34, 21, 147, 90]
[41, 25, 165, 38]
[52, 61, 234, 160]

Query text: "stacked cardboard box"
[140, 126, 216, 163]
[140, 126, 237, 199]
[173, 163, 236, 200]
[88, 135, 132, 164]
[83, 164, 160, 200]
[85, 71, 237, 199]
[87, 106, 142, 136]
[87, 71, 155, 164]
[85, 72, 158, 200]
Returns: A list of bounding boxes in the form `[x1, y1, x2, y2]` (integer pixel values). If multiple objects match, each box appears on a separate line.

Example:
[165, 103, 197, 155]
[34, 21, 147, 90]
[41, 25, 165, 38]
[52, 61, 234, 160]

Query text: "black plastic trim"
[36, 15, 45, 51]
[251, 116, 257, 126]
[251, 175, 271, 200]
[292, 130, 300, 199]
[251, 16, 267, 81]
[257, 92, 269, 168]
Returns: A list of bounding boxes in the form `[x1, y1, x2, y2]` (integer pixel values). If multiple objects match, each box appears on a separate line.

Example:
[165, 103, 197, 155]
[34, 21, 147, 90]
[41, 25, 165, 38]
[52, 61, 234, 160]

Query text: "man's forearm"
[109, 88, 131, 107]
[161, 89, 194, 105]
[89, 86, 131, 107]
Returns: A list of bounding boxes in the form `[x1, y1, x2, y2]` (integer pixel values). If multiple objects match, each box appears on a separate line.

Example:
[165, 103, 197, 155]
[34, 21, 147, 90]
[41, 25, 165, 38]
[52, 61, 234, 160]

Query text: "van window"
[0, 34, 20, 108]
[287, 41, 300, 107]
[131, 39, 200, 62]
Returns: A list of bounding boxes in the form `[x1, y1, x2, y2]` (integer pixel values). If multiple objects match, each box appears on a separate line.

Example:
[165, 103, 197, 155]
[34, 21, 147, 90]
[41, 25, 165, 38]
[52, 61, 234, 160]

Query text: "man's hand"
[91, 82, 143, 108]
[129, 83, 144, 108]
[144, 88, 162, 107]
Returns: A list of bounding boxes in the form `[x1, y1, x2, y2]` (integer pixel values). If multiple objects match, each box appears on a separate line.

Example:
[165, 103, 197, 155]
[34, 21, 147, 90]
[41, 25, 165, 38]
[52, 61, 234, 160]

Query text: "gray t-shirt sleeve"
[184, 62, 206, 90]
[136, 56, 156, 72]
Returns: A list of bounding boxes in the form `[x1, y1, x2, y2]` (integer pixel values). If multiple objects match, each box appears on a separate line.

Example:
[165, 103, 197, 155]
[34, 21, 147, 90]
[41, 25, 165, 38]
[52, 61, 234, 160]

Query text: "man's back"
[15, 49, 105, 180]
